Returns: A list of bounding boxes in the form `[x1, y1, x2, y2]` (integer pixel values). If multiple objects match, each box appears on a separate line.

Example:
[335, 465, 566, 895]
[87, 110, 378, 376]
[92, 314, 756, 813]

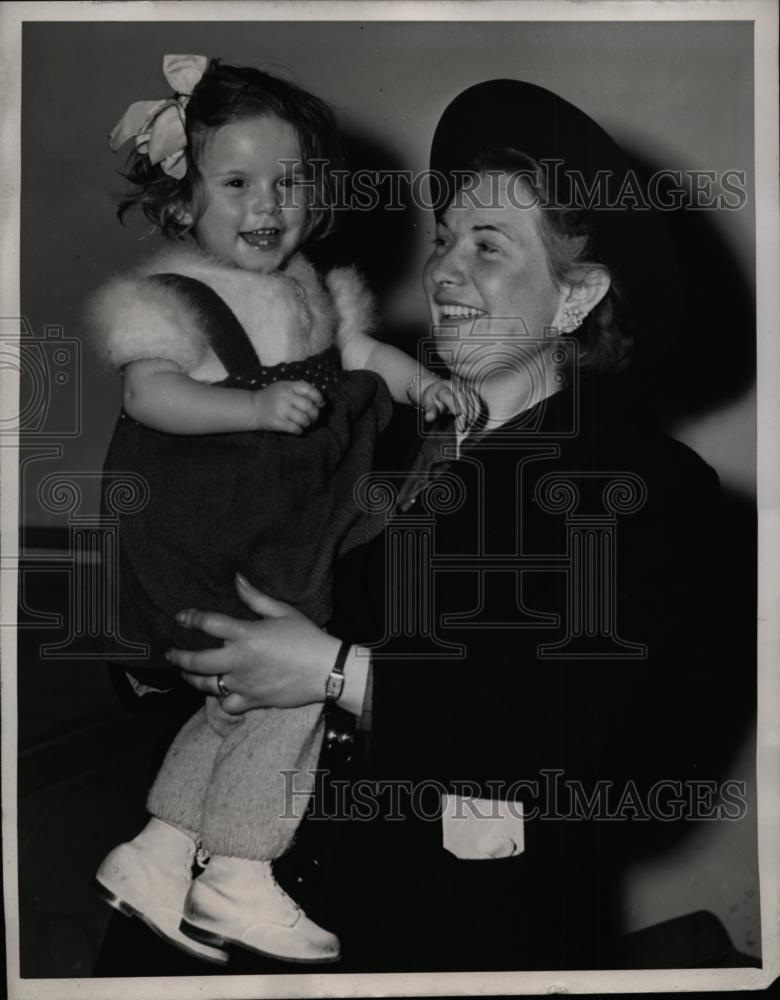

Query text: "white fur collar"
[87, 243, 375, 381]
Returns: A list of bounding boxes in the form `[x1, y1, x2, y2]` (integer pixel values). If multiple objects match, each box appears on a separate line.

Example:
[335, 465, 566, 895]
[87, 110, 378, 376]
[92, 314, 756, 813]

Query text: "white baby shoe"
[94, 817, 229, 965]
[180, 856, 341, 963]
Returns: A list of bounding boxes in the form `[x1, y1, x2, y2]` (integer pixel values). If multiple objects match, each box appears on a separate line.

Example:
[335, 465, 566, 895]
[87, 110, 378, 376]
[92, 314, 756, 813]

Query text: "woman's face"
[423, 173, 566, 380]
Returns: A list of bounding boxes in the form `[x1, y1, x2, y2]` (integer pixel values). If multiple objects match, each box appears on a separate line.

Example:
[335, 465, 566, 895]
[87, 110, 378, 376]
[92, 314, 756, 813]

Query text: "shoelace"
[266, 868, 302, 916]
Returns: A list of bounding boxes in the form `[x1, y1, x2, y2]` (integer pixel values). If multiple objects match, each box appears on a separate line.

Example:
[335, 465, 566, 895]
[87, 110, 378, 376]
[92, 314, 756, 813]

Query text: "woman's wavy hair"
[460, 148, 632, 375]
[117, 59, 343, 243]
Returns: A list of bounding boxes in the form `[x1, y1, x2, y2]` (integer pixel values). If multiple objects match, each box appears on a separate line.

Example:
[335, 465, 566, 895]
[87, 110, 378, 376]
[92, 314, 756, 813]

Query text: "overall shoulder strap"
[143, 272, 263, 378]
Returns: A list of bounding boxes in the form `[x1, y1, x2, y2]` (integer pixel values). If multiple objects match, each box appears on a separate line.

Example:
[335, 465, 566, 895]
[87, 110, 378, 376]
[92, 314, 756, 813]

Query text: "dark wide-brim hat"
[429, 80, 680, 364]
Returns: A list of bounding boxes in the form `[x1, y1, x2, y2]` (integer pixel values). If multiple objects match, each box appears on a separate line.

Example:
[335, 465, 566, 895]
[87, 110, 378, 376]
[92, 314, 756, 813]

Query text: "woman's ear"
[554, 265, 611, 332]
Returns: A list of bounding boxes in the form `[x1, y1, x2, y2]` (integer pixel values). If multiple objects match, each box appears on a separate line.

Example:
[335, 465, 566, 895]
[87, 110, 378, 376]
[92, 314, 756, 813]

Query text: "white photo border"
[1, 2, 778, 997]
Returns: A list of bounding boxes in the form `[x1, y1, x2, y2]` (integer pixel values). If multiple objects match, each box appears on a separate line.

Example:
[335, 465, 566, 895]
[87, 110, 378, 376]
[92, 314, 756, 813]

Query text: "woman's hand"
[167, 575, 340, 714]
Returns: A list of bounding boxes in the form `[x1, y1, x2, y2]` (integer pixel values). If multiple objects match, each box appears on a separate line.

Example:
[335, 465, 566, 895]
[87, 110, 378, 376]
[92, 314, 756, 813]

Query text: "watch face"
[326, 672, 345, 702]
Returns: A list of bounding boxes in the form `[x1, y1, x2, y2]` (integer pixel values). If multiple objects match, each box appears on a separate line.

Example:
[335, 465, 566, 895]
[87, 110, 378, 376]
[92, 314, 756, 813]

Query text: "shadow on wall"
[618, 149, 755, 424]
[308, 128, 420, 324]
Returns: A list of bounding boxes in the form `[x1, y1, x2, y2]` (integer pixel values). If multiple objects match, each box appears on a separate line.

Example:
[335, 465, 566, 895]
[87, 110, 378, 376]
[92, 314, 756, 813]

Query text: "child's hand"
[250, 380, 324, 434]
[418, 377, 459, 423]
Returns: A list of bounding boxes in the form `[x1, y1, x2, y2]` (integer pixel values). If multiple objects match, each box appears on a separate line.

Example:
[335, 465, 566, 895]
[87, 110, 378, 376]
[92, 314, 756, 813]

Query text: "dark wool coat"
[325, 372, 742, 971]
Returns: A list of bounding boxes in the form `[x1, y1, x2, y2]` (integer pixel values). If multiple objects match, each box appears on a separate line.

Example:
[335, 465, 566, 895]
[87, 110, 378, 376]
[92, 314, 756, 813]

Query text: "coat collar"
[395, 375, 636, 513]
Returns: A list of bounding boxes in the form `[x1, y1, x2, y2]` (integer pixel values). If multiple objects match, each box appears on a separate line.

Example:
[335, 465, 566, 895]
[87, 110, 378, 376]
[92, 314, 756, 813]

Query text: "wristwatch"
[325, 641, 350, 703]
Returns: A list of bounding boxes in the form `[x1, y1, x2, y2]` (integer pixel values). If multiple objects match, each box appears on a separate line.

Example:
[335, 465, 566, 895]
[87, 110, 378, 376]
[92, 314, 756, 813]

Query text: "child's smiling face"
[191, 114, 309, 273]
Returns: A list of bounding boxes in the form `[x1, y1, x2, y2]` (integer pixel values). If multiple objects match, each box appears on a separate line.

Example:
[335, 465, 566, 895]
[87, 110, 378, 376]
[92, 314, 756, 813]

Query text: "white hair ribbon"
[109, 54, 209, 180]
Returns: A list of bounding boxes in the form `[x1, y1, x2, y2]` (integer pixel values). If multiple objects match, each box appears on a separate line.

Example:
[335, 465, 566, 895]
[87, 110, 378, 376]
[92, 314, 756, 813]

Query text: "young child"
[89, 55, 453, 966]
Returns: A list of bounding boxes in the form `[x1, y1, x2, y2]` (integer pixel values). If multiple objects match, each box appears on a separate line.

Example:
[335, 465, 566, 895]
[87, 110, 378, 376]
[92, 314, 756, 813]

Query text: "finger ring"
[216, 675, 230, 698]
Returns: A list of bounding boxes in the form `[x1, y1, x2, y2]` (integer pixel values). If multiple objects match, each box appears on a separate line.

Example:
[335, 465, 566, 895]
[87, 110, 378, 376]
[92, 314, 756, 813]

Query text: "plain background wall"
[19, 18, 759, 955]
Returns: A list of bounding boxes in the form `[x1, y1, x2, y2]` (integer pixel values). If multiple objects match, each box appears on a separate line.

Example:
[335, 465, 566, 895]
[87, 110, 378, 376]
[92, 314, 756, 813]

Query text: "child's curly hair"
[117, 59, 344, 242]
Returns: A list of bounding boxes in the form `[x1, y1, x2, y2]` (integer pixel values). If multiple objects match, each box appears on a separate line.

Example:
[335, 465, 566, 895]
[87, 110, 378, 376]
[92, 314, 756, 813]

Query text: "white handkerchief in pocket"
[441, 793, 524, 860]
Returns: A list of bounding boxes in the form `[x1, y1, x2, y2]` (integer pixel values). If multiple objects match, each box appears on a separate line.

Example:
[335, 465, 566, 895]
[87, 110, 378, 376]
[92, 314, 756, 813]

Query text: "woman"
[163, 81, 732, 971]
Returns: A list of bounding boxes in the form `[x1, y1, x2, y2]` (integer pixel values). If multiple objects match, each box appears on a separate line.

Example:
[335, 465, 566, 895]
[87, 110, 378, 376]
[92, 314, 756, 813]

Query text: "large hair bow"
[109, 54, 208, 179]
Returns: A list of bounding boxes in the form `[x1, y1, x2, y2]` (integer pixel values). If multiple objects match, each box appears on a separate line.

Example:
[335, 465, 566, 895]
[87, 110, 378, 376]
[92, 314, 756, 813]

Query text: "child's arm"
[123, 358, 323, 435]
[339, 333, 457, 422]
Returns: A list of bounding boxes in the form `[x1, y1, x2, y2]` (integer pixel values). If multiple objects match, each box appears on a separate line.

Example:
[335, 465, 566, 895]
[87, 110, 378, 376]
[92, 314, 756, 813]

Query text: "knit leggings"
[147, 696, 324, 860]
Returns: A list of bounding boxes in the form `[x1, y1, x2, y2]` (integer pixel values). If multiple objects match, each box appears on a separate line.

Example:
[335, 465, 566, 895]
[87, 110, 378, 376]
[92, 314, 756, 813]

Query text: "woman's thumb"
[235, 573, 291, 617]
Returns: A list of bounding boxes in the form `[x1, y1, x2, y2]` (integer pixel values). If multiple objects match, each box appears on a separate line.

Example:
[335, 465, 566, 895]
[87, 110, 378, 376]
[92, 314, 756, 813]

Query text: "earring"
[558, 305, 586, 334]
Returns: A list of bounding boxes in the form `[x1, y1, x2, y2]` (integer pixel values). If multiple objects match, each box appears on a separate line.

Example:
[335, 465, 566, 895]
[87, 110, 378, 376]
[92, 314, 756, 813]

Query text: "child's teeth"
[242, 229, 280, 248]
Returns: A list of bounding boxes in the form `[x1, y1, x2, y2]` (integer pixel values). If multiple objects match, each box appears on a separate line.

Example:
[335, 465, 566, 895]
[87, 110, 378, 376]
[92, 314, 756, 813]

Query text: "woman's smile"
[434, 299, 487, 321]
